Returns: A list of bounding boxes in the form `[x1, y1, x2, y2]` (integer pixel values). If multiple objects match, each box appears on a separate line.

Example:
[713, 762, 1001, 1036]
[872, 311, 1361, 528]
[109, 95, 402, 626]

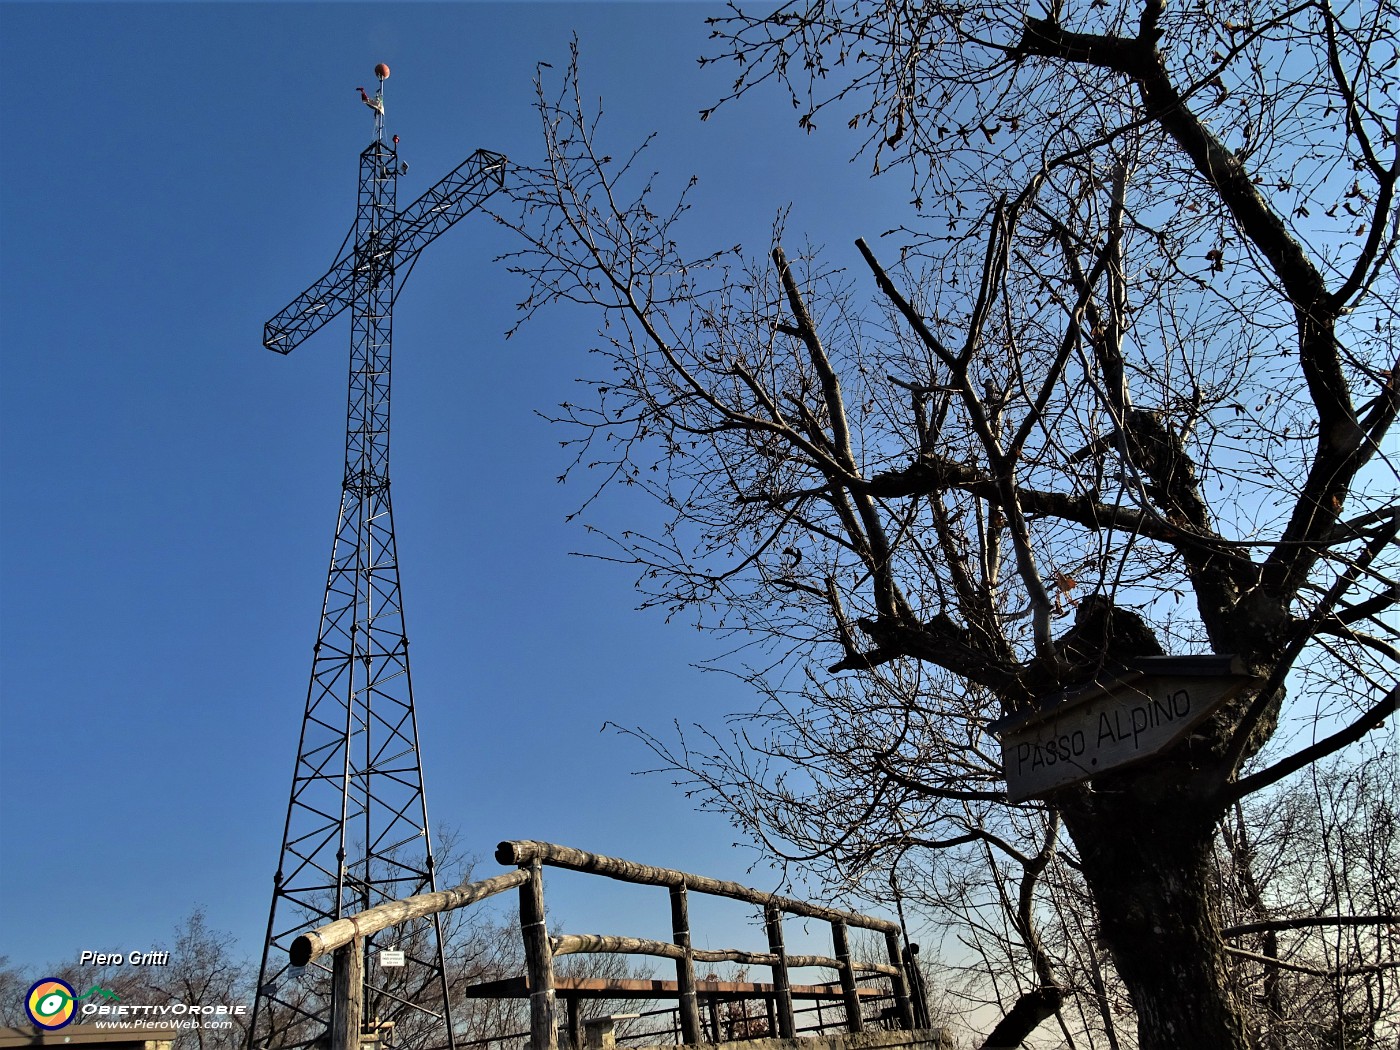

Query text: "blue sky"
[0, 2, 912, 972]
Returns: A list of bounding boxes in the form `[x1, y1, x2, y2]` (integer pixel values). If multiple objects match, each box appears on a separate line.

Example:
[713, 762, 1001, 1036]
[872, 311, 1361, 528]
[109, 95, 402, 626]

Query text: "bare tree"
[1217, 752, 1399, 1049]
[0, 957, 36, 1028]
[156, 910, 253, 1050]
[498, 0, 1399, 1041]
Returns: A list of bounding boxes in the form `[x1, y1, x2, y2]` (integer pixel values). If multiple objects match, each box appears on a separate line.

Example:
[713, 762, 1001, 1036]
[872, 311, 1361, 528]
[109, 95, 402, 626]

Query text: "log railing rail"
[289, 871, 530, 1050]
[495, 840, 916, 1050]
[289, 842, 917, 1050]
[290, 870, 531, 967]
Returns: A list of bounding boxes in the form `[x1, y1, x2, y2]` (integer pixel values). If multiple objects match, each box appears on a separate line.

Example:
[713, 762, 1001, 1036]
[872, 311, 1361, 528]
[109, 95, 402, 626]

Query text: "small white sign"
[379, 950, 405, 968]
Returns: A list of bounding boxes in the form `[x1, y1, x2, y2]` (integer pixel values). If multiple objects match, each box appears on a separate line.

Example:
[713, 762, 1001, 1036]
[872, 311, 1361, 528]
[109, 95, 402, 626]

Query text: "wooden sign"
[378, 949, 405, 968]
[992, 656, 1259, 802]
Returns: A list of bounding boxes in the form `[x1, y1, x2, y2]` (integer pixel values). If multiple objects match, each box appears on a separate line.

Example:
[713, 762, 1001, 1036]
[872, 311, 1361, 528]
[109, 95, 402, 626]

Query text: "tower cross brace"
[251, 74, 505, 1050]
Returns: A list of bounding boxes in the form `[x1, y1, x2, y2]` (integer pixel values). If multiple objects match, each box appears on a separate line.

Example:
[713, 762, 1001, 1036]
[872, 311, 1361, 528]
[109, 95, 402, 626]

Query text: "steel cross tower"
[251, 69, 505, 1050]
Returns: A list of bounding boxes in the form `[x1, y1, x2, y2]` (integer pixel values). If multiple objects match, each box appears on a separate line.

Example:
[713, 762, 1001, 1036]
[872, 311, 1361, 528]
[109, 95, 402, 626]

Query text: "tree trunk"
[1062, 794, 1251, 1050]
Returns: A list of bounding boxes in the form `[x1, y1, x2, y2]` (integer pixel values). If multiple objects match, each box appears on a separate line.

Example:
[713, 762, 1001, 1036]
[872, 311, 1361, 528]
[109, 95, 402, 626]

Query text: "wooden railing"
[496, 841, 915, 1050]
[289, 841, 916, 1050]
[289, 871, 532, 1050]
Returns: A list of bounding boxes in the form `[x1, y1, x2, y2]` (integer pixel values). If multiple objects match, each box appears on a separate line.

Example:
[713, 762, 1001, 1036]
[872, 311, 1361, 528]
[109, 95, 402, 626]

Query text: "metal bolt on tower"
[251, 65, 505, 1050]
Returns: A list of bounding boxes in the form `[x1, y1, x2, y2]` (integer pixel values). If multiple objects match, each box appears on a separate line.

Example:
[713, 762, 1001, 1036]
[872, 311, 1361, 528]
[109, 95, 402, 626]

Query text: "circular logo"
[26, 978, 77, 1030]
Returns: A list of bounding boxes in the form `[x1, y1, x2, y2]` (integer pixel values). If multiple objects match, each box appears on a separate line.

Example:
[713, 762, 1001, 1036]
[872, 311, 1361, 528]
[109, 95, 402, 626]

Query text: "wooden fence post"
[330, 938, 364, 1050]
[763, 905, 795, 1039]
[883, 931, 915, 1030]
[519, 861, 558, 1050]
[566, 995, 582, 1050]
[831, 920, 863, 1033]
[669, 885, 703, 1045]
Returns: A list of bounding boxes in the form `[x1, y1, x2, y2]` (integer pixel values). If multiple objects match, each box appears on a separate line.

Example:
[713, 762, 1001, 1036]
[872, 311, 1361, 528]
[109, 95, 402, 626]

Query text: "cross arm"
[263, 241, 359, 355]
[392, 149, 507, 266]
[262, 149, 507, 356]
